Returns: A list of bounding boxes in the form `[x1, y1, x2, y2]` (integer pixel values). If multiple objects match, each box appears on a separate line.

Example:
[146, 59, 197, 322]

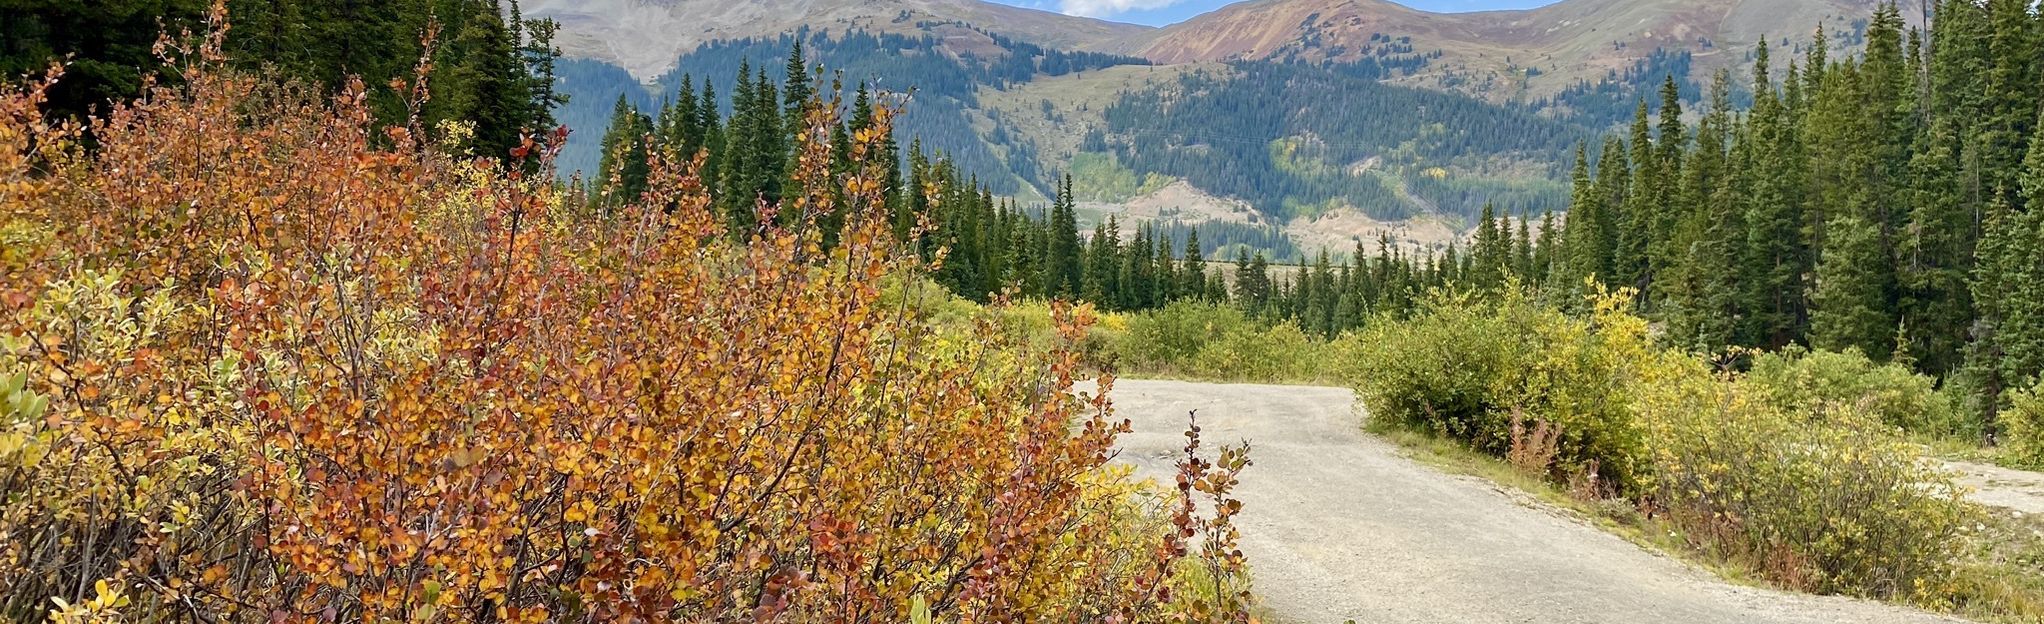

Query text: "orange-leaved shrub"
[0, 19, 1250, 623]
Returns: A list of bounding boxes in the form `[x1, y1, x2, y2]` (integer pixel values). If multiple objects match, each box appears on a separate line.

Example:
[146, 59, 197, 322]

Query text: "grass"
[1364, 416, 2044, 623]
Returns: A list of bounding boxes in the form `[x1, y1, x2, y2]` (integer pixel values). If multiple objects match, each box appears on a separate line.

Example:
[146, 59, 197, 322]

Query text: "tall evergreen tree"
[1046, 175, 1084, 298]
[1742, 39, 1813, 350]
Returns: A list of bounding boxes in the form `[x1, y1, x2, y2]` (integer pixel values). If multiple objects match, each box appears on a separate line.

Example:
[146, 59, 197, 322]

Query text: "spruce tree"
[1046, 175, 1084, 298]
[595, 95, 652, 209]
[1154, 229, 1178, 304]
[1471, 202, 1507, 290]
[1813, 210, 1901, 360]
[1181, 231, 1207, 300]
[1556, 145, 1600, 291]
[782, 40, 814, 138]
[1743, 40, 1813, 349]
[1615, 100, 1656, 295]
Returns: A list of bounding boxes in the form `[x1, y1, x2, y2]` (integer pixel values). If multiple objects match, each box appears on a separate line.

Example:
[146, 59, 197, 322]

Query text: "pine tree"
[1471, 202, 1507, 290]
[1648, 75, 1688, 291]
[1085, 219, 1121, 307]
[1556, 144, 1600, 291]
[1236, 250, 1273, 314]
[1899, 115, 1977, 372]
[1664, 70, 1745, 351]
[1120, 227, 1156, 310]
[1535, 211, 1560, 283]
[1592, 135, 1630, 276]
[1513, 214, 1535, 280]
[1814, 211, 1901, 360]
[719, 63, 760, 232]
[782, 40, 815, 139]
[1974, 114, 2044, 413]
[1154, 229, 1178, 304]
[1982, 0, 2042, 206]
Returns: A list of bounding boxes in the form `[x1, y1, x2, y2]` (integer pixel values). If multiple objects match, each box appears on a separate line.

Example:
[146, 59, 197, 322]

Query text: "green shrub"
[1105, 302, 1352, 384]
[1194, 320, 1316, 383]
[1746, 347, 1967, 436]
[1350, 288, 1650, 493]
[1114, 301, 1252, 370]
[1999, 382, 2044, 468]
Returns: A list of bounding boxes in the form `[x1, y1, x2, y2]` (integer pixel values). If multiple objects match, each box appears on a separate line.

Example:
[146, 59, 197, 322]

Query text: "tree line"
[1525, 1, 2044, 425]
[2, 0, 563, 161]
[594, 43, 1556, 321]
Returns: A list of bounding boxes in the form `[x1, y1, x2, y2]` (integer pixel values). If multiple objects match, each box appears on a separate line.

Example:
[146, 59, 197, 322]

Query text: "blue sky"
[995, 0, 1561, 26]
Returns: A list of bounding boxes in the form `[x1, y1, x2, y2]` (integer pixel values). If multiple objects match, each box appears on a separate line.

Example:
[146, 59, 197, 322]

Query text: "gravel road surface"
[1094, 379, 1968, 624]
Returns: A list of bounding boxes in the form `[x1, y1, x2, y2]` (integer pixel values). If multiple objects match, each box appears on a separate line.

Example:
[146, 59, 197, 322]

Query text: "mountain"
[533, 0, 1891, 259]
[1137, 0, 1891, 100]
[525, 0, 1153, 81]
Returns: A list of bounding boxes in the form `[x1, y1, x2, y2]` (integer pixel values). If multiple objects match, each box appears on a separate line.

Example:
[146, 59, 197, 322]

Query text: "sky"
[993, 0, 1562, 27]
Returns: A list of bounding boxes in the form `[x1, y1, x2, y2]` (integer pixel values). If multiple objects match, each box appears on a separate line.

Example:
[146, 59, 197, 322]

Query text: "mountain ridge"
[1137, 0, 1893, 100]
[527, 0, 1154, 80]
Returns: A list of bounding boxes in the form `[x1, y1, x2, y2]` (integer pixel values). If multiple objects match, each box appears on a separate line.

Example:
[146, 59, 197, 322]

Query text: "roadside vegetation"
[1350, 285, 2044, 621]
[0, 20, 1257, 621]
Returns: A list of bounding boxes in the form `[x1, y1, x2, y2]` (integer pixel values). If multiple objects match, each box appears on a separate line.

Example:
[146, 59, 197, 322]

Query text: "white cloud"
[1057, 0, 1186, 18]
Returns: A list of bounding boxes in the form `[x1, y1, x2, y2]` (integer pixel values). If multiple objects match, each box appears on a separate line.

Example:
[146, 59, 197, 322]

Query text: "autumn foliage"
[0, 16, 1249, 623]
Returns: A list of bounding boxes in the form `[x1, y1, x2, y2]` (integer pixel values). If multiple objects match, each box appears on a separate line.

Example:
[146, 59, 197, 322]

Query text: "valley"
[534, 0, 1886, 262]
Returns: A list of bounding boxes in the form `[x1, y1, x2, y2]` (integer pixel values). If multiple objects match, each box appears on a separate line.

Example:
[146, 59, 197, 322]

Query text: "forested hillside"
[1536, 1, 2044, 422]
[557, 28, 1145, 190]
[1101, 60, 1589, 221]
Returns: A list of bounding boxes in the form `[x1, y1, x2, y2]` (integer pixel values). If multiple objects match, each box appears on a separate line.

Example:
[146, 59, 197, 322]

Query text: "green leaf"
[910, 595, 932, 624]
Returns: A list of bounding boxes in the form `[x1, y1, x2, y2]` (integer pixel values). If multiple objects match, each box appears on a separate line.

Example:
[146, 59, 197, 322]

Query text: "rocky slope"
[1137, 0, 1892, 99]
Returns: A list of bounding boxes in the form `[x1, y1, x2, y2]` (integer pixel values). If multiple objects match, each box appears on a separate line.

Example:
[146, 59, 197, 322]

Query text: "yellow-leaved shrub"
[1351, 282, 1976, 602]
[2000, 381, 2044, 468]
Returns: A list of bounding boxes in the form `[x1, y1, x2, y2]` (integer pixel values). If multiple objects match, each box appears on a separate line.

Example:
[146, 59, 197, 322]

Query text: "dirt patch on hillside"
[1285, 208, 1465, 257]
[1083, 180, 1262, 225]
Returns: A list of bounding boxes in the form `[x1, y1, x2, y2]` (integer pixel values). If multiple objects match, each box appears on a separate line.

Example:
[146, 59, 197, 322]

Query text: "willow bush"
[1351, 284, 1975, 602]
[0, 18, 1252, 623]
[1349, 286, 1649, 492]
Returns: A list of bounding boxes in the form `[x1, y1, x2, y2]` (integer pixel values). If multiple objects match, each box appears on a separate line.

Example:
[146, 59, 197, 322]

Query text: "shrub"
[1746, 347, 1966, 436]
[1353, 286, 1977, 601]
[1104, 302, 1348, 384]
[1639, 365, 1973, 599]
[1114, 301, 1252, 370]
[1351, 287, 1650, 493]
[1999, 381, 2044, 468]
[0, 37, 1247, 622]
[1194, 320, 1316, 384]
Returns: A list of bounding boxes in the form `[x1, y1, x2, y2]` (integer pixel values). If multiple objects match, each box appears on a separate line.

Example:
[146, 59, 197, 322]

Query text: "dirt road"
[1095, 379, 1966, 624]
[1951, 459, 2044, 516]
